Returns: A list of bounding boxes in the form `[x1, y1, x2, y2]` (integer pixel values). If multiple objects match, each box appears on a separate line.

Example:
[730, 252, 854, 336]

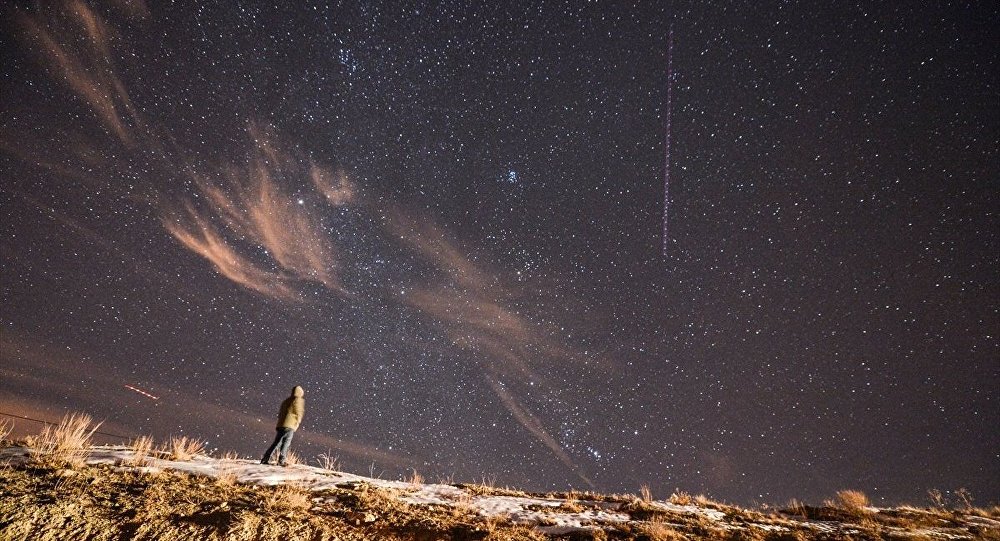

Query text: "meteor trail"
[662, 26, 674, 256]
[124, 384, 159, 401]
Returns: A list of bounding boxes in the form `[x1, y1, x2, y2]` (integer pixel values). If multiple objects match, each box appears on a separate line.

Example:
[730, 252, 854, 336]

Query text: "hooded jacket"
[277, 386, 305, 430]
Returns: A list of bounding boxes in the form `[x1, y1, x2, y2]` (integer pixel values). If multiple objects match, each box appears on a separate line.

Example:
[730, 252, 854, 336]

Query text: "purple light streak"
[662, 26, 674, 256]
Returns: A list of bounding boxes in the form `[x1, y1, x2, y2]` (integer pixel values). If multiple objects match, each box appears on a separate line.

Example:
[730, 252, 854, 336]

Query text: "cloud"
[486, 377, 594, 488]
[382, 206, 596, 482]
[310, 163, 356, 207]
[163, 126, 352, 300]
[16, 0, 142, 147]
[163, 203, 301, 300]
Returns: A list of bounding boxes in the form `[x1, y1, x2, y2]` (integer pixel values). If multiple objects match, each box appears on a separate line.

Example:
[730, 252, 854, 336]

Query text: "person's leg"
[261, 429, 283, 464]
[277, 428, 295, 465]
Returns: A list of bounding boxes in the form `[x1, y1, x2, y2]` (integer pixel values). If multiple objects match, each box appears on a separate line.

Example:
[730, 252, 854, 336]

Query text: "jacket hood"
[292, 386, 304, 397]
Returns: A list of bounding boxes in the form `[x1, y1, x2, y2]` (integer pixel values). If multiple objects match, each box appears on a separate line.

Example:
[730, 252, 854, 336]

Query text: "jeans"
[261, 427, 295, 464]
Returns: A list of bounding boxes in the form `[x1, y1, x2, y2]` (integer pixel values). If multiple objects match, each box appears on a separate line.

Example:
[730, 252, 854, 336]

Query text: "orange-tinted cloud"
[383, 206, 598, 481]
[486, 377, 594, 488]
[16, 1, 141, 147]
[164, 127, 351, 300]
[310, 163, 356, 207]
[163, 203, 300, 300]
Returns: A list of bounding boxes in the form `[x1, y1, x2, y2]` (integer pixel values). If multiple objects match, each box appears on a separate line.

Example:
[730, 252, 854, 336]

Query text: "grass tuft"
[633, 520, 688, 541]
[126, 435, 154, 466]
[834, 489, 870, 511]
[668, 490, 693, 505]
[407, 468, 424, 487]
[315, 451, 340, 471]
[0, 418, 12, 442]
[260, 482, 312, 515]
[165, 436, 205, 461]
[283, 450, 301, 465]
[28, 412, 101, 469]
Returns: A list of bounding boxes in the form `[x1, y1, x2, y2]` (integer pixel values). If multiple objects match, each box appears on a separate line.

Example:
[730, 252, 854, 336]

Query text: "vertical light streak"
[662, 26, 674, 256]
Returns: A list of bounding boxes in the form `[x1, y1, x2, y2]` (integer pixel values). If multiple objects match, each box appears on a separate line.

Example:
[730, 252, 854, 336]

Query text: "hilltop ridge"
[3, 443, 999, 540]
[1, 416, 998, 540]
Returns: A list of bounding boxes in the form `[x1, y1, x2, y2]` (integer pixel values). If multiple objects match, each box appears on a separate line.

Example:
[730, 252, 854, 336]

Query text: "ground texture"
[1, 445, 998, 540]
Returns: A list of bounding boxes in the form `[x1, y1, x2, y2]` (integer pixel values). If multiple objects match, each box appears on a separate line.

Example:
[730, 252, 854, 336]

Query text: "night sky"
[1, 1, 997, 506]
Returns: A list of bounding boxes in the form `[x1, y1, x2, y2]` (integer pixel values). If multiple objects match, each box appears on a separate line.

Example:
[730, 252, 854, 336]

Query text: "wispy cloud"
[16, 0, 142, 147]
[383, 206, 594, 485]
[163, 127, 353, 300]
[163, 203, 300, 300]
[486, 377, 595, 488]
[310, 163, 356, 207]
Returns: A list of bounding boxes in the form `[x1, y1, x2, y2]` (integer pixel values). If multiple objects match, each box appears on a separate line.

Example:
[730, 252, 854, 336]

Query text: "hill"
[1, 415, 998, 540]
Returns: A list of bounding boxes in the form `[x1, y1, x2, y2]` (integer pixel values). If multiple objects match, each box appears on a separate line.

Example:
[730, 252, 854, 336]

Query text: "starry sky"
[1, 1, 997, 506]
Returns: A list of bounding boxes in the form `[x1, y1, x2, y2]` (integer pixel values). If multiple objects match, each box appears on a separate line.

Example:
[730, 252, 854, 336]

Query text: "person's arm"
[291, 398, 305, 426]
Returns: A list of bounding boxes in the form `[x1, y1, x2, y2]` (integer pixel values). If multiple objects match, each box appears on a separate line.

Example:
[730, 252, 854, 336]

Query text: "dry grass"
[784, 498, 808, 518]
[833, 489, 870, 511]
[927, 488, 946, 509]
[459, 482, 531, 498]
[479, 512, 549, 541]
[669, 490, 693, 505]
[125, 435, 154, 466]
[165, 436, 205, 461]
[482, 523, 547, 541]
[27, 412, 101, 469]
[632, 520, 688, 541]
[261, 482, 312, 516]
[693, 494, 714, 507]
[2, 451, 997, 541]
[215, 452, 239, 486]
[0, 418, 12, 442]
[315, 451, 339, 471]
[282, 450, 301, 465]
[558, 499, 584, 513]
[955, 487, 974, 510]
[640, 483, 654, 502]
[407, 468, 424, 487]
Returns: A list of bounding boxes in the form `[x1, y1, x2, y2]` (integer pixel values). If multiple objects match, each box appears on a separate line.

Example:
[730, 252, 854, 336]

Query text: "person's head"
[292, 385, 304, 397]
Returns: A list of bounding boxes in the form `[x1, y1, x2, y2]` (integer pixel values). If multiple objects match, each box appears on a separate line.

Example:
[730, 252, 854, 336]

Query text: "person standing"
[261, 385, 305, 466]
